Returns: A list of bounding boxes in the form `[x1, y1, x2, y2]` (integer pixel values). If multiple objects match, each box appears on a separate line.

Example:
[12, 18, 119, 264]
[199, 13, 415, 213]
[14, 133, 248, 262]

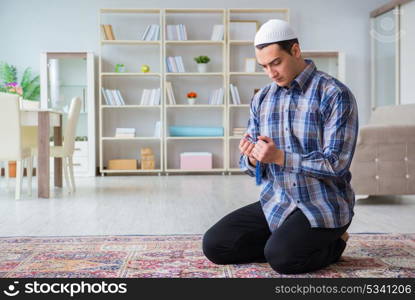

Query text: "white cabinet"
[40, 52, 96, 176]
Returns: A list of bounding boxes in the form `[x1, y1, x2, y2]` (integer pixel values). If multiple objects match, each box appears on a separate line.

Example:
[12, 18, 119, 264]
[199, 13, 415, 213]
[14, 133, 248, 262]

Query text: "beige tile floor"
[0, 175, 413, 236]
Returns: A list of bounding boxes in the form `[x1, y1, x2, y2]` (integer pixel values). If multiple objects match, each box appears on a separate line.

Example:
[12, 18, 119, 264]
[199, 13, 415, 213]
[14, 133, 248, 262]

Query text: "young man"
[202, 19, 358, 274]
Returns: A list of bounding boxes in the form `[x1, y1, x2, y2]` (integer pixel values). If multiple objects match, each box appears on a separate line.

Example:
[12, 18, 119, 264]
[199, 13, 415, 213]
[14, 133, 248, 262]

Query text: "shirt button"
[287, 146, 291, 149]
[293, 183, 296, 187]
[285, 109, 288, 112]
[285, 127, 288, 131]
[297, 200, 300, 204]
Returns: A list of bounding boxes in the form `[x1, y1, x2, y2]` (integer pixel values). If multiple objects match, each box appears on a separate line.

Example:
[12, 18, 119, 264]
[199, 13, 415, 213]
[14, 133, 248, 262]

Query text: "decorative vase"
[8, 161, 16, 178]
[197, 63, 207, 73]
[20, 98, 40, 110]
[187, 98, 196, 105]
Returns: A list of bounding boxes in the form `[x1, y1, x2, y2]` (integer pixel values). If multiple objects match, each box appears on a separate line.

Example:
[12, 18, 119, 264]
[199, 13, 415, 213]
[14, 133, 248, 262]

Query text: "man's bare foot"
[341, 232, 349, 243]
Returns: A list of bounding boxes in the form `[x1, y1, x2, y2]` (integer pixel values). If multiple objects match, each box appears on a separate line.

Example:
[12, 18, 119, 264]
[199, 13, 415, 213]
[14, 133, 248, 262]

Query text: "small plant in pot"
[194, 56, 210, 73]
[187, 91, 197, 105]
[0, 61, 40, 110]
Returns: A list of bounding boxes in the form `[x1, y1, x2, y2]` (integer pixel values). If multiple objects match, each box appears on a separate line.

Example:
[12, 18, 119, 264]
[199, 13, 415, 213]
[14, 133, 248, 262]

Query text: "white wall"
[0, 0, 388, 125]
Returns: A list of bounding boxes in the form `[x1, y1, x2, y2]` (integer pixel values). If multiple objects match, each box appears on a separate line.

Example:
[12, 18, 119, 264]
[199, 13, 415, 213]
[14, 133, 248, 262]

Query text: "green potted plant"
[194, 55, 210, 73]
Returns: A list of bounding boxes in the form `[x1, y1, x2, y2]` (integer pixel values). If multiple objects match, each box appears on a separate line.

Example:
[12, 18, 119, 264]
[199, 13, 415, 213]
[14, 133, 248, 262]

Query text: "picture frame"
[229, 20, 259, 41]
[244, 58, 257, 73]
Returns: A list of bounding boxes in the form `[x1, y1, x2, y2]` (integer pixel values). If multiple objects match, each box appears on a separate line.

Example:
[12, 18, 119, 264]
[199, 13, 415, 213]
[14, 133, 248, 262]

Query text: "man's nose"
[267, 66, 278, 78]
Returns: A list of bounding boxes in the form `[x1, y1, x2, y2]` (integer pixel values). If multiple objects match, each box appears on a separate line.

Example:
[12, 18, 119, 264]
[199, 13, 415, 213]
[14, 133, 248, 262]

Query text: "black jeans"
[202, 201, 350, 274]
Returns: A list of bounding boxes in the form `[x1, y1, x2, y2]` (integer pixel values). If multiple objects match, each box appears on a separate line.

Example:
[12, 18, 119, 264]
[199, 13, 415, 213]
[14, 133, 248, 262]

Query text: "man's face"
[255, 43, 301, 87]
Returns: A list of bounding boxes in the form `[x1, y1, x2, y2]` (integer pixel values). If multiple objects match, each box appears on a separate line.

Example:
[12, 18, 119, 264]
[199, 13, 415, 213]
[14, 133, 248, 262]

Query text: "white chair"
[49, 97, 81, 193]
[0, 92, 33, 200]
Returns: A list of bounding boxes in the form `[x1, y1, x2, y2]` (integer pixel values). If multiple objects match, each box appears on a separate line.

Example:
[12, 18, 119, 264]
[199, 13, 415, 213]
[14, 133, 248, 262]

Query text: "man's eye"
[272, 61, 280, 66]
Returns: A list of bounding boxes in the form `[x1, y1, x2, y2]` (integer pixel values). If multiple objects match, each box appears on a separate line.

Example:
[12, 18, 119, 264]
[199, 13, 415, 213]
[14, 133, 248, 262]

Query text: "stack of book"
[101, 24, 116, 40]
[141, 24, 160, 41]
[210, 25, 224, 41]
[166, 81, 176, 104]
[232, 128, 246, 137]
[140, 88, 161, 105]
[115, 128, 136, 138]
[166, 56, 186, 72]
[229, 84, 241, 105]
[208, 88, 224, 105]
[166, 24, 188, 40]
[101, 88, 126, 105]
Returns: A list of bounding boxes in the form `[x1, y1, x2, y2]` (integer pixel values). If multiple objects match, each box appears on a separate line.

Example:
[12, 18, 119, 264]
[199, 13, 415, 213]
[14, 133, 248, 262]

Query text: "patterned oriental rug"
[0, 234, 414, 278]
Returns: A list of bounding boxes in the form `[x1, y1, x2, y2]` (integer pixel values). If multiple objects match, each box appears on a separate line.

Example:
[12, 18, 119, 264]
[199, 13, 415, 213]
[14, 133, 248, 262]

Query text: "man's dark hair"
[255, 38, 299, 55]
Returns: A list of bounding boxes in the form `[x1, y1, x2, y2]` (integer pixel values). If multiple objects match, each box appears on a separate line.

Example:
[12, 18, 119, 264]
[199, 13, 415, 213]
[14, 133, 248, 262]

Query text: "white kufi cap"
[254, 19, 297, 46]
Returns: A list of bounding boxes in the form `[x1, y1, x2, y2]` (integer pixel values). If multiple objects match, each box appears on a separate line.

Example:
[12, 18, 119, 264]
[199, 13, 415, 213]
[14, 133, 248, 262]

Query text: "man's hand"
[239, 133, 257, 166]
[239, 133, 255, 156]
[251, 136, 284, 166]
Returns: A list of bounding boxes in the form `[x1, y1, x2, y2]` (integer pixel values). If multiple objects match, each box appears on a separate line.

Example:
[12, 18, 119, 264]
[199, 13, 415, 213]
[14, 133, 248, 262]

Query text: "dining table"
[20, 109, 63, 198]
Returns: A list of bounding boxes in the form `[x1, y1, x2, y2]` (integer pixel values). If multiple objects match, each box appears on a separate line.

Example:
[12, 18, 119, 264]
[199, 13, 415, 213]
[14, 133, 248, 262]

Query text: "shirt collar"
[291, 59, 316, 93]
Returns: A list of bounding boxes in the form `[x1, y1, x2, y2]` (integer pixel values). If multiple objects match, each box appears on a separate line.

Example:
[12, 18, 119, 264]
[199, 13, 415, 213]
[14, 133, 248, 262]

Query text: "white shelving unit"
[99, 8, 163, 175]
[163, 8, 227, 173]
[227, 9, 289, 172]
[226, 10, 346, 172]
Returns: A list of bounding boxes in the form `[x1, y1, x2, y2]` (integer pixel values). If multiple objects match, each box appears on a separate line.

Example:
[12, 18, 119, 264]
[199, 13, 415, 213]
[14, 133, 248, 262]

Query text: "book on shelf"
[101, 25, 108, 40]
[232, 127, 247, 136]
[154, 121, 161, 137]
[102, 24, 115, 40]
[166, 56, 185, 73]
[180, 24, 188, 40]
[166, 24, 188, 40]
[115, 128, 136, 138]
[115, 90, 126, 105]
[166, 57, 174, 72]
[210, 25, 224, 41]
[165, 81, 176, 105]
[108, 25, 115, 40]
[140, 88, 161, 105]
[208, 88, 224, 105]
[152, 88, 161, 105]
[229, 84, 241, 105]
[174, 56, 185, 72]
[101, 88, 125, 106]
[141, 24, 160, 41]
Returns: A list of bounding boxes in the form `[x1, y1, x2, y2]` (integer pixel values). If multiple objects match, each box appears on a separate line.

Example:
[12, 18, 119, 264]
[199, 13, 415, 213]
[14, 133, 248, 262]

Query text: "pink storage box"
[180, 152, 212, 170]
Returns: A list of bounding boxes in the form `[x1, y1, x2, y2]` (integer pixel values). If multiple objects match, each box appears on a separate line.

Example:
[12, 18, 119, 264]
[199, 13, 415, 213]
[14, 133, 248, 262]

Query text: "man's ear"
[291, 43, 301, 58]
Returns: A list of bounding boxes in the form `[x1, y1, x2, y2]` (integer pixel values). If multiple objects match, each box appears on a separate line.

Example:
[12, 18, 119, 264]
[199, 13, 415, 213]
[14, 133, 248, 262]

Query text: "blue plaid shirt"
[240, 59, 359, 232]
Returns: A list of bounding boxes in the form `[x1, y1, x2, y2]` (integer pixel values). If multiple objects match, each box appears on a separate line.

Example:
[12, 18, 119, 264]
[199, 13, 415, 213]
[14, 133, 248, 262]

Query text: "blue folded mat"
[169, 126, 224, 137]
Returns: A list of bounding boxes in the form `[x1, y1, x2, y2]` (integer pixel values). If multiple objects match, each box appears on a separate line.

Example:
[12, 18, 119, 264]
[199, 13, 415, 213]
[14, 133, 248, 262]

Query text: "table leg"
[54, 115, 63, 187]
[38, 112, 50, 198]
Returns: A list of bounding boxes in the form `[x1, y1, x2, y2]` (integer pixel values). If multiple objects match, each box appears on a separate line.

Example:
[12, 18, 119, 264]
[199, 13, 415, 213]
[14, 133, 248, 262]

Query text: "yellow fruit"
[141, 64, 150, 73]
